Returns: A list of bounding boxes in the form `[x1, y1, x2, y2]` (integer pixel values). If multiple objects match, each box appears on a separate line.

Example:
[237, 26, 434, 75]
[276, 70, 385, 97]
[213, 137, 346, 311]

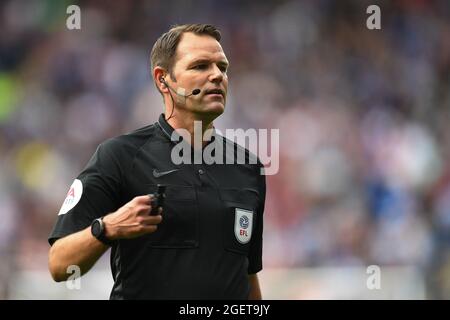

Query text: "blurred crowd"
[0, 0, 449, 299]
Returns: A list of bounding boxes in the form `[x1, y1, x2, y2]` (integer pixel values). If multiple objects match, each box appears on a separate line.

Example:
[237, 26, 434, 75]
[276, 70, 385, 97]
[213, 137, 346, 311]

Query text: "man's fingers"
[138, 225, 158, 235]
[133, 195, 153, 204]
[132, 195, 163, 221]
[137, 204, 151, 215]
[141, 214, 163, 226]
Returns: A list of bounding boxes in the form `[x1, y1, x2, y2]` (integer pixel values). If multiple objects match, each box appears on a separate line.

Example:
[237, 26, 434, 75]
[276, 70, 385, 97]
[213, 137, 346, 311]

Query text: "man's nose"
[209, 65, 224, 83]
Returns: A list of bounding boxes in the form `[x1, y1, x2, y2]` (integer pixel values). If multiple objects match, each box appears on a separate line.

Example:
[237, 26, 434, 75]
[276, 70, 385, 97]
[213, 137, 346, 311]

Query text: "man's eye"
[193, 64, 207, 70]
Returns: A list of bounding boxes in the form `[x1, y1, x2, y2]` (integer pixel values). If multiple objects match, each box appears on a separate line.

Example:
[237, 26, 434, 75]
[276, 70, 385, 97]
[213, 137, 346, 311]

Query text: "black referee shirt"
[49, 113, 266, 299]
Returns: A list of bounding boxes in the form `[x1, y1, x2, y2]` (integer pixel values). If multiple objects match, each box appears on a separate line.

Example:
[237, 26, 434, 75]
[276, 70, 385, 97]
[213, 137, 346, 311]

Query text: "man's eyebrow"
[189, 58, 229, 67]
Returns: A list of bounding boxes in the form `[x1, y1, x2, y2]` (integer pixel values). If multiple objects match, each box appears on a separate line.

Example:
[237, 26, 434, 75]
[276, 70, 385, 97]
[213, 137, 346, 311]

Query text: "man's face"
[169, 32, 229, 118]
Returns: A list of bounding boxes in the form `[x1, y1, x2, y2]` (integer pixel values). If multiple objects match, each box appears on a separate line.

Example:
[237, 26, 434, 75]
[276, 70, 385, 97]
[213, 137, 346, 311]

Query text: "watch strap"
[92, 217, 115, 246]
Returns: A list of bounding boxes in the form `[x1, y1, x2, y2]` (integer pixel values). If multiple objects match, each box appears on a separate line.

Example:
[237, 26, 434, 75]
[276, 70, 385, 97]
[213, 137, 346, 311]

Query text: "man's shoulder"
[99, 123, 159, 153]
[219, 134, 264, 169]
[101, 124, 156, 150]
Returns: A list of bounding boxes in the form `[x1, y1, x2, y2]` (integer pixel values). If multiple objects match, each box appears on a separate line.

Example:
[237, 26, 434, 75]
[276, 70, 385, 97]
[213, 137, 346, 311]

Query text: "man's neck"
[167, 112, 215, 148]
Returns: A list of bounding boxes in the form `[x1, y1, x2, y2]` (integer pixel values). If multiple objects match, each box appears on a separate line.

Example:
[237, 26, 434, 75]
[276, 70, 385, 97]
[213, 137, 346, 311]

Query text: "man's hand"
[49, 195, 162, 282]
[103, 195, 163, 240]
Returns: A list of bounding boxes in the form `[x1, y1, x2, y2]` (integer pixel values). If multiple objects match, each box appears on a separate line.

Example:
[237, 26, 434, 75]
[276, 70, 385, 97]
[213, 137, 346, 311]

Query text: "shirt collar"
[157, 113, 218, 145]
[157, 113, 180, 143]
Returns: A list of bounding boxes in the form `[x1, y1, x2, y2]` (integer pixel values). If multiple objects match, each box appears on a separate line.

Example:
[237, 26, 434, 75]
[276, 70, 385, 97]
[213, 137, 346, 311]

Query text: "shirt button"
[198, 169, 205, 175]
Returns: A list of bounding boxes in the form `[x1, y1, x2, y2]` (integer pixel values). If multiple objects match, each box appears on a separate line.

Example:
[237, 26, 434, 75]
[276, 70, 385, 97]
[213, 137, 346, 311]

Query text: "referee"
[48, 24, 266, 300]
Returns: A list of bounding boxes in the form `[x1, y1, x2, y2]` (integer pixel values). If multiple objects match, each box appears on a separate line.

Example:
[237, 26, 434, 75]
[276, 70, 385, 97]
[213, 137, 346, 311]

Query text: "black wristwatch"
[91, 217, 114, 246]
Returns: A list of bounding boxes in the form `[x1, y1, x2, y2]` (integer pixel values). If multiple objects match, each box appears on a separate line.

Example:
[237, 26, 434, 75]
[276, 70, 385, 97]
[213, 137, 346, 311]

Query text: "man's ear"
[154, 67, 168, 92]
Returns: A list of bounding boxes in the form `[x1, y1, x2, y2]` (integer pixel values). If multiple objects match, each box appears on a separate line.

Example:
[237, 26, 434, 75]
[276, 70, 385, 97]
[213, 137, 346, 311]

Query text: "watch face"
[92, 219, 102, 237]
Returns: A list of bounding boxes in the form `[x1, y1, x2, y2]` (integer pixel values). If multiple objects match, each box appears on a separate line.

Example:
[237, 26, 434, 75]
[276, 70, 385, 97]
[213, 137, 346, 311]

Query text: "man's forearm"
[48, 195, 163, 282]
[48, 227, 109, 282]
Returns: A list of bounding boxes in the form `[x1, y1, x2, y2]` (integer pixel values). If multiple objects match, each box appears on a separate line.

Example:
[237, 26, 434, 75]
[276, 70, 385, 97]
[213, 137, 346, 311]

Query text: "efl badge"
[58, 179, 83, 215]
[234, 208, 253, 244]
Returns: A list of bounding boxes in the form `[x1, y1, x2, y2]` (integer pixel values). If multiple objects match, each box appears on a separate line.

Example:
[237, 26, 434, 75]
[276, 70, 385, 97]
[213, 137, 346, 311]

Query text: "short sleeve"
[247, 163, 266, 274]
[48, 141, 123, 245]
